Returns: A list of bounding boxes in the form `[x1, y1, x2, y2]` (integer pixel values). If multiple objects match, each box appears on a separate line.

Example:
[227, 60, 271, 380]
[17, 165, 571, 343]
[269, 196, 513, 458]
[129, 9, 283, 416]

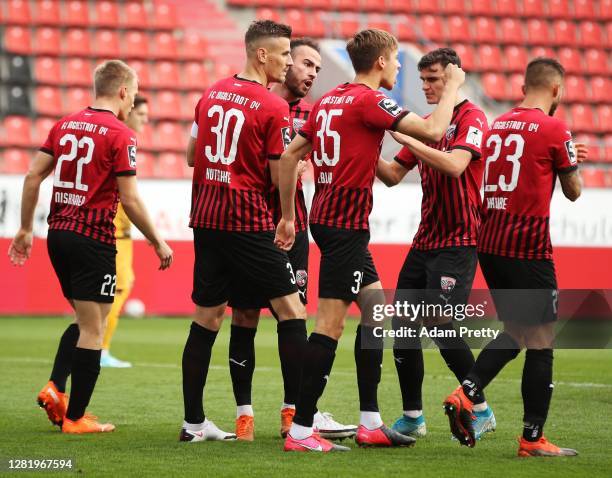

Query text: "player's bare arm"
[8, 151, 55, 266]
[376, 156, 409, 186]
[186, 136, 197, 167]
[117, 175, 173, 270]
[558, 169, 582, 202]
[389, 132, 472, 178]
[270, 160, 308, 188]
[395, 64, 465, 142]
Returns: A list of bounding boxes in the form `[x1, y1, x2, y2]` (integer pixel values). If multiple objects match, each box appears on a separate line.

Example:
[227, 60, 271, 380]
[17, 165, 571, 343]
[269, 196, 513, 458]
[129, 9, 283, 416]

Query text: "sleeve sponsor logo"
[564, 139, 577, 165]
[377, 98, 403, 117]
[281, 127, 291, 149]
[465, 126, 483, 148]
[128, 145, 137, 168]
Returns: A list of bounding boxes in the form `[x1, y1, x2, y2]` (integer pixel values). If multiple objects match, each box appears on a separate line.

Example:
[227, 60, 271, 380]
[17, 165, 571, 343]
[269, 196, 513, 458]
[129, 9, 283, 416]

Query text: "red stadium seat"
[137, 123, 154, 150]
[557, 47, 583, 74]
[64, 0, 89, 26]
[184, 91, 202, 118]
[3, 27, 31, 54]
[579, 21, 603, 48]
[182, 62, 209, 91]
[93, 30, 120, 57]
[477, 45, 503, 72]
[446, 16, 470, 43]
[256, 8, 281, 22]
[584, 49, 608, 75]
[122, 31, 150, 59]
[286, 10, 308, 37]
[387, 0, 410, 13]
[396, 15, 417, 42]
[419, 15, 444, 42]
[180, 32, 208, 60]
[581, 168, 606, 187]
[453, 44, 475, 71]
[1, 116, 32, 147]
[335, 0, 359, 11]
[500, 18, 523, 45]
[443, 0, 464, 14]
[365, 14, 392, 32]
[152, 62, 180, 89]
[33, 0, 61, 26]
[509, 73, 524, 101]
[526, 19, 551, 45]
[93, 1, 119, 27]
[596, 105, 612, 133]
[6, 0, 31, 25]
[134, 151, 155, 178]
[602, 0, 612, 20]
[307, 0, 331, 9]
[130, 61, 151, 89]
[504, 46, 529, 72]
[530, 46, 555, 59]
[564, 75, 588, 103]
[605, 134, 612, 161]
[588, 76, 609, 103]
[362, 0, 385, 11]
[154, 122, 185, 151]
[413, 0, 440, 13]
[152, 32, 179, 60]
[548, 0, 570, 19]
[574, 134, 602, 162]
[34, 117, 57, 145]
[551, 20, 577, 46]
[63, 88, 92, 115]
[157, 153, 187, 178]
[151, 2, 178, 30]
[472, 17, 497, 43]
[0, 149, 30, 174]
[336, 14, 361, 39]
[35, 57, 61, 85]
[35, 87, 62, 117]
[497, 0, 518, 17]
[573, 0, 596, 19]
[468, 0, 493, 16]
[570, 104, 595, 132]
[153, 91, 183, 120]
[121, 1, 149, 29]
[481, 73, 508, 100]
[309, 11, 327, 38]
[63, 29, 91, 57]
[33, 28, 61, 56]
[522, 0, 544, 17]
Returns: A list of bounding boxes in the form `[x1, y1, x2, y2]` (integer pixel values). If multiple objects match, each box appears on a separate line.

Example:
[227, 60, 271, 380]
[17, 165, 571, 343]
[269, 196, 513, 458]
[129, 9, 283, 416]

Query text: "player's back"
[190, 76, 290, 232]
[479, 107, 578, 259]
[302, 83, 406, 230]
[43, 107, 137, 244]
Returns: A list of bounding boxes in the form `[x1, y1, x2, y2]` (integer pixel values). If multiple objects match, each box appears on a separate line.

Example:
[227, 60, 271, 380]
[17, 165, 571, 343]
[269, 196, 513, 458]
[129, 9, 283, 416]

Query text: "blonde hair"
[346, 29, 398, 73]
[93, 60, 136, 98]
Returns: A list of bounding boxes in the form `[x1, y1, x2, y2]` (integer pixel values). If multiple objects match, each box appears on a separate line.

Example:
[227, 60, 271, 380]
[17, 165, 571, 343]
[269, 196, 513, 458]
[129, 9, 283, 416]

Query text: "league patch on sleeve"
[127, 145, 137, 168]
[281, 127, 291, 149]
[465, 126, 483, 148]
[377, 97, 403, 117]
[564, 139, 577, 165]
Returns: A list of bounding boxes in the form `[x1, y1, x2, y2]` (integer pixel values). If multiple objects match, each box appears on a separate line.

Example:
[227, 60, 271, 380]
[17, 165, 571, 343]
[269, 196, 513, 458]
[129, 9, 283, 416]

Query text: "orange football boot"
[236, 415, 254, 441]
[37, 381, 68, 427]
[62, 414, 115, 434]
[443, 386, 476, 447]
[280, 407, 295, 438]
[518, 436, 578, 457]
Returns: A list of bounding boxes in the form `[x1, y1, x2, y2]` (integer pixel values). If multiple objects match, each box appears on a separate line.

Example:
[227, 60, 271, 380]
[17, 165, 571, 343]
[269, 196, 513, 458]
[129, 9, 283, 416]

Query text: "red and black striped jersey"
[300, 83, 408, 230]
[395, 100, 487, 250]
[190, 76, 290, 232]
[266, 98, 310, 232]
[41, 107, 137, 245]
[478, 107, 578, 260]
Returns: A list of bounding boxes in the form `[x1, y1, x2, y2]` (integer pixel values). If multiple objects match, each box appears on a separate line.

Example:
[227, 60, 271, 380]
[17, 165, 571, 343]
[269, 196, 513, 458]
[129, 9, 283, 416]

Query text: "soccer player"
[227, 37, 356, 442]
[101, 94, 150, 368]
[443, 58, 585, 457]
[9, 60, 173, 434]
[376, 48, 495, 439]
[275, 29, 465, 452]
[180, 20, 318, 445]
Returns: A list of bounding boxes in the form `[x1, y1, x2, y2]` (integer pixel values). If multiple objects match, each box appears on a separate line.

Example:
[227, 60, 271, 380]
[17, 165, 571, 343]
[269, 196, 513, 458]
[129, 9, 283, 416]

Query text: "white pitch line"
[2, 356, 611, 389]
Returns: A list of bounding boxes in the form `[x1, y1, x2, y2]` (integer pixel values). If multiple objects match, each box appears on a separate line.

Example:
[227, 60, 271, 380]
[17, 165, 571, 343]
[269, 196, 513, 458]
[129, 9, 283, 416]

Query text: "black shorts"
[310, 224, 379, 302]
[478, 252, 558, 324]
[47, 230, 117, 304]
[395, 246, 477, 307]
[228, 230, 309, 309]
[192, 228, 298, 308]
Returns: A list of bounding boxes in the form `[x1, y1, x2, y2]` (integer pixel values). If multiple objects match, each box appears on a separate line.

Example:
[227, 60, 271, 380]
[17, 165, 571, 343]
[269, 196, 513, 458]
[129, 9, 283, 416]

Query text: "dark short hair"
[291, 37, 320, 53]
[418, 48, 461, 70]
[133, 94, 147, 109]
[524, 57, 565, 90]
[245, 20, 291, 50]
[347, 29, 398, 73]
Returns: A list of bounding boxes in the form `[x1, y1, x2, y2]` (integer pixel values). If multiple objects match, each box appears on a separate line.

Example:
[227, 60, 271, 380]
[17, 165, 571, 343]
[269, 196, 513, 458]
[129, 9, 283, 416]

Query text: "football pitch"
[1, 317, 611, 477]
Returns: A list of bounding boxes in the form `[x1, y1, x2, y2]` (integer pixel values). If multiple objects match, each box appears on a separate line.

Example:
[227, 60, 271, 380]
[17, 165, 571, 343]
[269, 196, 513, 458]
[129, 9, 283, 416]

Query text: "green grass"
[1, 317, 611, 477]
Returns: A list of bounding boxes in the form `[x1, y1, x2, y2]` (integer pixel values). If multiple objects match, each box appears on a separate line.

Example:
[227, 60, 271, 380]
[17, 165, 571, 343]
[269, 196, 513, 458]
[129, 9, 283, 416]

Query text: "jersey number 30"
[205, 106, 245, 165]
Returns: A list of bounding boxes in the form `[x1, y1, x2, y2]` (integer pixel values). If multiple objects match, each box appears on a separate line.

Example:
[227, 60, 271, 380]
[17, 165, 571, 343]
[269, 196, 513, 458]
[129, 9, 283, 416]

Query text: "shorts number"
[484, 133, 525, 193]
[54, 134, 95, 191]
[205, 106, 245, 165]
[287, 262, 296, 285]
[101, 274, 116, 297]
[313, 109, 343, 167]
[351, 270, 363, 294]
[551, 290, 558, 314]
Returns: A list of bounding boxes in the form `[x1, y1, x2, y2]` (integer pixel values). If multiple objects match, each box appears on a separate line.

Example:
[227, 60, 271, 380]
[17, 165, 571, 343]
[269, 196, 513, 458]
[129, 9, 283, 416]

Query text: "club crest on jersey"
[440, 276, 456, 292]
[564, 139, 577, 165]
[377, 98, 402, 117]
[296, 269, 308, 288]
[281, 127, 291, 149]
[292, 118, 306, 133]
[446, 124, 457, 140]
[127, 145, 137, 168]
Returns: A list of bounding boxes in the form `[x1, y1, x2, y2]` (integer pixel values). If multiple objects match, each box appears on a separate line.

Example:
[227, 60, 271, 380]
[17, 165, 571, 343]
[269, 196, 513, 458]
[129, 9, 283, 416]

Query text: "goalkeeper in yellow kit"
[101, 95, 149, 368]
